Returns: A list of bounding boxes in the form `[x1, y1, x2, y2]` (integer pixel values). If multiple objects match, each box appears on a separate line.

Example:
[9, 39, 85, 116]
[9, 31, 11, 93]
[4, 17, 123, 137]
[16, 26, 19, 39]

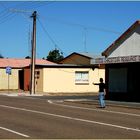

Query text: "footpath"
[77, 99, 140, 109]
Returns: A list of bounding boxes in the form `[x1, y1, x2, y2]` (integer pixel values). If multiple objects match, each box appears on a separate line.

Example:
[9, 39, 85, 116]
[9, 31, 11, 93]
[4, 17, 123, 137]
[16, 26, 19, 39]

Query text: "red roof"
[102, 20, 140, 57]
[0, 58, 55, 68]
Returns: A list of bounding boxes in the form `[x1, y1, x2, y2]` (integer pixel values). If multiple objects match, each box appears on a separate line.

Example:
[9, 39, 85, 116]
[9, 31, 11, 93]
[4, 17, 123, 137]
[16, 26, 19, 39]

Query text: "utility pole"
[30, 11, 37, 95]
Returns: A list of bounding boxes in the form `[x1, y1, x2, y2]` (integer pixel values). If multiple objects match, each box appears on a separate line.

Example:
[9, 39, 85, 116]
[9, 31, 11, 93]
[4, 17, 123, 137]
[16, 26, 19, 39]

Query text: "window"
[75, 71, 89, 84]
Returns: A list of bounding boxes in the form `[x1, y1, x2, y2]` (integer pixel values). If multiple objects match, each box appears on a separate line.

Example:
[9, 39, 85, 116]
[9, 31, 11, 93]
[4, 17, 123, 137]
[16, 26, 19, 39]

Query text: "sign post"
[6, 66, 12, 94]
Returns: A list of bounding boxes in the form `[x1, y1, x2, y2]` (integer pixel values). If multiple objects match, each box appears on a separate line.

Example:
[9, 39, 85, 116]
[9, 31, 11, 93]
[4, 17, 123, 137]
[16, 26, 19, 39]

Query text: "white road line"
[0, 126, 29, 138]
[48, 100, 140, 117]
[0, 104, 140, 133]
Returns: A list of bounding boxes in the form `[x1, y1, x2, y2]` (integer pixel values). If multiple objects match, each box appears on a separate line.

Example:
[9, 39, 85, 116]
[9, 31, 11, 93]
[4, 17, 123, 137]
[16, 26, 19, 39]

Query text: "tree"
[25, 56, 31, 59]
[46, 48, 64, 63]
[0, 53, 4, 58]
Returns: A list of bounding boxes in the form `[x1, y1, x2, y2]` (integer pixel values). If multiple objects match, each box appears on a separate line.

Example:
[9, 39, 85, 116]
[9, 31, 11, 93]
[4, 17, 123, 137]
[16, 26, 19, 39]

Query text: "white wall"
[108, 26, 140, 57]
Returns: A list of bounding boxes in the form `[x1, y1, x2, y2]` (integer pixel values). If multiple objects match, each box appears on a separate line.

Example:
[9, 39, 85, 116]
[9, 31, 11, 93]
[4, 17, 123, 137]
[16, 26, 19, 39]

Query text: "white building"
[102, 20, 140, 102]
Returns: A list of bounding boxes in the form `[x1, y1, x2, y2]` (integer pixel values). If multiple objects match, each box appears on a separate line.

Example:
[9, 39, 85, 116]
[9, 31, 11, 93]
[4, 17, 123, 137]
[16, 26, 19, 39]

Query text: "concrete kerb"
[0, 92, 44, 97]
[69, 99, 140, 109]
[106, 100, 140, 109]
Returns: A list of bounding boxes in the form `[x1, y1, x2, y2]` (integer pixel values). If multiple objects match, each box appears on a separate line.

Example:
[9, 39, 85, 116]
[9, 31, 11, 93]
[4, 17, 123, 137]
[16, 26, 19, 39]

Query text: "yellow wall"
[35, 68, 105, 94]
[0, 66, 105, 94]
[35, 68, 43, 92]
[0, 69, 19, 90]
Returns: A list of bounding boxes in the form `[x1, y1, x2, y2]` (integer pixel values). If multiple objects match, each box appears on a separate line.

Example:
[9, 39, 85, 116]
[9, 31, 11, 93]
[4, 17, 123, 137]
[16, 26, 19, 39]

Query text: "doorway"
[19, 70, 24, 90]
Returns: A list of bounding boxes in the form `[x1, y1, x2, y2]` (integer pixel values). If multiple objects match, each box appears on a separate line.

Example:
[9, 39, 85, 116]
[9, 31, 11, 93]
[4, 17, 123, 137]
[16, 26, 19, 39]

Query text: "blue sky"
[0, 1, 140, 58]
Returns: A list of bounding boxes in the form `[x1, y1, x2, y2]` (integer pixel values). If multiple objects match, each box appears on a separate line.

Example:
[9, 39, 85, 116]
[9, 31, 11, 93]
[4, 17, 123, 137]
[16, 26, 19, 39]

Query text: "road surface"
[0, 95, 140, 139]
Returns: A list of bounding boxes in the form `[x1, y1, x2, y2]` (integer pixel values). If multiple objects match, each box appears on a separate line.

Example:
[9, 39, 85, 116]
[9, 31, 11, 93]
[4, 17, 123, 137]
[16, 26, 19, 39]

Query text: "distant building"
[24, 64, 98, 94]
[102, 20, 140, 102]
[0, 53, 105, 94]
[0, 57, 101, 95]
[58, 52, 105, 94]
[23, 52, 104, 94]
[0, 58, 54, 91]
[60, 52, 105, 66]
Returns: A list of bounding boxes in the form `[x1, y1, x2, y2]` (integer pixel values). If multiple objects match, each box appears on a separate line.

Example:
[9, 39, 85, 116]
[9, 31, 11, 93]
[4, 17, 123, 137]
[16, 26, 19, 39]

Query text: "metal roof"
[0, 58, 55, 68]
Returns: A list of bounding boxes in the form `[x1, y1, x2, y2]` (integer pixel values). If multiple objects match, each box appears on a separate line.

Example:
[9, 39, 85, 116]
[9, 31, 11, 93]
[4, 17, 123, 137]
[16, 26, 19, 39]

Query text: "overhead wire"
[0, 2, 98, 74]
[37, 17, 63, 53]
[38, 16, 84, 59]
[37, 17, 96, 66]
[0, 13, 16, 25]
[38, 14, 121, 58]
[0, 9, 17, 25]
[37, 14, 120, 65]
[0, 1, 57, 56]
[37, 21, 94, 73]
[0, 2, 108, 67]
[0, 1, 121, 34]
[0, 1, 34, 58]
[0, 1, 59, 58]
[39, 16, 121, 35]
[0, 1, 28, 25]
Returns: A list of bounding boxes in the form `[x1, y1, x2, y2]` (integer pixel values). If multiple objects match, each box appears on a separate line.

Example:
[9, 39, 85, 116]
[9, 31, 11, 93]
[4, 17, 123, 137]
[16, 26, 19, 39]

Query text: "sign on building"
[6, 66, 12, 75]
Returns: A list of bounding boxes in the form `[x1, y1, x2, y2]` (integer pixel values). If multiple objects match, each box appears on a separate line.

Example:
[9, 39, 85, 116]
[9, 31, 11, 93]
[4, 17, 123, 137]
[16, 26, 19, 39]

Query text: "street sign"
[6, 66, 12, 75]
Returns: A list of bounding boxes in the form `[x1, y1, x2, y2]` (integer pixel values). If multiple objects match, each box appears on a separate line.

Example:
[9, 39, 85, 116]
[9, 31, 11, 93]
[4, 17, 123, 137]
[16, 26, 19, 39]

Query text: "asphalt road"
[0, 95, 140, 139]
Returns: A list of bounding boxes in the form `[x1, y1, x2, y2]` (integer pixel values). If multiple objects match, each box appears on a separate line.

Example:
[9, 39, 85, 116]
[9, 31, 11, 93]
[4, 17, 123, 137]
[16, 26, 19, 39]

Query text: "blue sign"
[6, 66, 12, 75]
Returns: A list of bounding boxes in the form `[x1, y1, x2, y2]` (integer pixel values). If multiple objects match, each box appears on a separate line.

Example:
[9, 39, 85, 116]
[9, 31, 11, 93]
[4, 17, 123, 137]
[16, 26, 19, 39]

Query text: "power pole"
[30, 11, 37, 95]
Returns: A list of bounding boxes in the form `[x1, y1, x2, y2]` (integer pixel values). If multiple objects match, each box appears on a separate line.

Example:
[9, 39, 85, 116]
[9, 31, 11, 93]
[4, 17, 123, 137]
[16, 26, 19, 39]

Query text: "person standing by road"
[93, 78, 106, 108]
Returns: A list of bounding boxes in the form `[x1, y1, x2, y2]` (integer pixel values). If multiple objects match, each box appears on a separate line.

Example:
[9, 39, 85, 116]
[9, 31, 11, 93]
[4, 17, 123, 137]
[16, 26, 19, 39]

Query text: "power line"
[1, 1, 120, 34]
[37, 17, 64, 53]
[0, 13, 17, 25]
[0, 6, 13, 20]
[0, 1, 27, 15]
[39, 16, 121, 34]
[0, 1, 56, 24]
[38, 15, 121, 56]
[0, 2, 29, 24]
[37, 17, 93, 65]
[37, 17, 87, 58]
[9, 9, 32, 14]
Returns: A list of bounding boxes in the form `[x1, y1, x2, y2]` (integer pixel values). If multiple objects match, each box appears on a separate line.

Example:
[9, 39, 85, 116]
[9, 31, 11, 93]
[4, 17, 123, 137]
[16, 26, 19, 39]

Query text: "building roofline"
[0, 58, 55, 68]
[59, 52, 92, 63]
[102, 20, 140, 57]
[24, 64, 99, 69]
